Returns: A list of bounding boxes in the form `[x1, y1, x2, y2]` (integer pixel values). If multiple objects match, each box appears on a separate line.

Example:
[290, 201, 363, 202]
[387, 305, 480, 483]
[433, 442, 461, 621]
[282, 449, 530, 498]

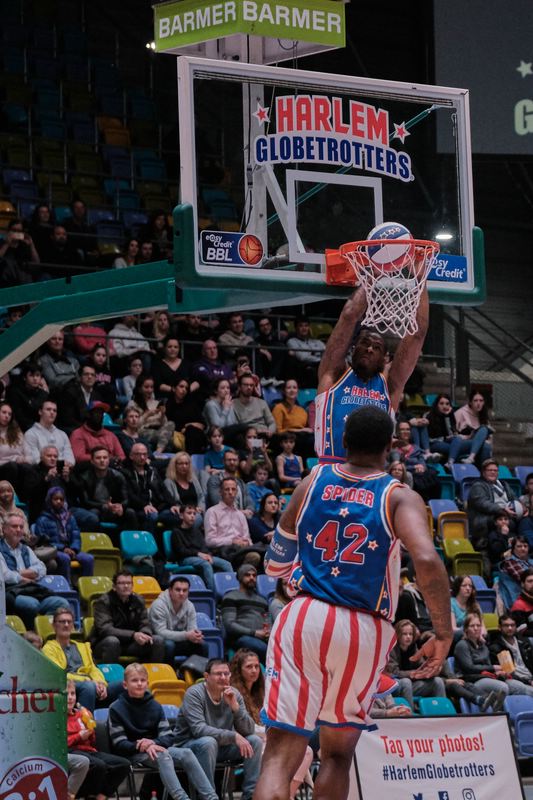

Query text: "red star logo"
[392, 122, 410, 144]
[253, 102, 270, 125]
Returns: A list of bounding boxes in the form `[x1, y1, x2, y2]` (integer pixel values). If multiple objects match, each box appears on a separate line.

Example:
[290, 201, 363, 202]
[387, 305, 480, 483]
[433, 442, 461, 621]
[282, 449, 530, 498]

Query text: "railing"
[443, 309, 533, 420]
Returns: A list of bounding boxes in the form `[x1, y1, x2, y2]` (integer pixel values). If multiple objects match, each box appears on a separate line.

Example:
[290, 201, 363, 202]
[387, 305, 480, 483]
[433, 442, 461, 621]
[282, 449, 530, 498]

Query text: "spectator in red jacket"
[70, 404, 125, 463]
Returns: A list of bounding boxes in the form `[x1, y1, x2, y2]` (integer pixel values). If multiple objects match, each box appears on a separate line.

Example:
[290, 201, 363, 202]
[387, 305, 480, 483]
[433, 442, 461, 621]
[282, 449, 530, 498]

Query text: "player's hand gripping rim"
[409, 635, 451, 679]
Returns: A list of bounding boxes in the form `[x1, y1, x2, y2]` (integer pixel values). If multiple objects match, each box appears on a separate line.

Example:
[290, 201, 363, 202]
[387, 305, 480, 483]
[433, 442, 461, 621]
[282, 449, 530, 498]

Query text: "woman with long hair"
[113, 237, 139, 268]
[0, 402, 28, 485]
[453, 390, 492, 468]
[165, 378, 206, 453]
[450, 575, 484, 640]
[426, 393, 475, 468]
[269, 577, 291, 622]
[248, 492, 279, 547]
[131, 374, 175, 453]
[229, 648, 313, 799]
[149, 310, 173, 355]
[152, 336, 196, 398]
[271, 378, 314, 458]
[203, 377, 237, 430]
[164, 452, 205, 516]
[387, 460, 413, 488]
[86, 344, 117, 411]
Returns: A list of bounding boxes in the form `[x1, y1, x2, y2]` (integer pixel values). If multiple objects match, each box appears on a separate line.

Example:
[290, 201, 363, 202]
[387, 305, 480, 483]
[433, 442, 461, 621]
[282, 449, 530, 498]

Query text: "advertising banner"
[354, 714, 524, 800]
[0, 579, 67, 800]
[155, 0, 345, 50]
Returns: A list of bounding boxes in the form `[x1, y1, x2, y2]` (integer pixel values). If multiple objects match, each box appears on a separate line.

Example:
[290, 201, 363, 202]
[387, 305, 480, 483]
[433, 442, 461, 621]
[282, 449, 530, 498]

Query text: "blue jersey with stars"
[314, 369, 392, 463]
[290, 464, 403, 620]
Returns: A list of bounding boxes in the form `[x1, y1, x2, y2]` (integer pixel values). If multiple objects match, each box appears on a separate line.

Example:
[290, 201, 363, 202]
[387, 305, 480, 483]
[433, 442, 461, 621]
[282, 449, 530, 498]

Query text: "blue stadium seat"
[87, 208, 115, 225]
[515, 466, 533, 489]
[428, 498, 459, 520]
[213, 571, 238, 601]
[256, 574, 276, 601]
[38, 575, 81, 626]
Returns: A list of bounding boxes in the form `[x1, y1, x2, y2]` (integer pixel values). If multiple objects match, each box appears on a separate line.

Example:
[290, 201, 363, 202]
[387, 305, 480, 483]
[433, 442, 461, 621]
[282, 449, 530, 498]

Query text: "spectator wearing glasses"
[489, 614, 533, 691]
[467, 458, 519, 548]
[90, 569, 165, 664]
[42, 607, 123, 711]
[172, 658, 262, 800]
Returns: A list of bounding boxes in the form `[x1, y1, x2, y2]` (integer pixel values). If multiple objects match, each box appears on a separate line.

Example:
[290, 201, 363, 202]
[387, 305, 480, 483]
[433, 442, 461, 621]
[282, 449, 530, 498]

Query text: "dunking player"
[315, 285, 428, 463]
[253, 406, 451, 800]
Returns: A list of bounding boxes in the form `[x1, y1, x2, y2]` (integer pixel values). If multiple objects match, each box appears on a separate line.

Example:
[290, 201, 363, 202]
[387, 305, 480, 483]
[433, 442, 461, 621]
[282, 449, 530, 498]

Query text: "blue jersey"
[290, 464, 403, 621]
[314, 369, 392, 463]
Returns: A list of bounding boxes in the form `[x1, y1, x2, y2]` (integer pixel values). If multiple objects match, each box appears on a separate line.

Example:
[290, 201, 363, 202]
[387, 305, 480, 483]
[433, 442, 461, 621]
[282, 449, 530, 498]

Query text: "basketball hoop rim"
[338, 238, 440, 255]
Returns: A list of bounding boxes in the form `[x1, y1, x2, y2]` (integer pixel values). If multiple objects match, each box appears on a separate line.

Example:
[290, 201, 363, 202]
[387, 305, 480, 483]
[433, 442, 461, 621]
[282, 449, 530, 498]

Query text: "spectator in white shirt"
[24, 399, 75, 465]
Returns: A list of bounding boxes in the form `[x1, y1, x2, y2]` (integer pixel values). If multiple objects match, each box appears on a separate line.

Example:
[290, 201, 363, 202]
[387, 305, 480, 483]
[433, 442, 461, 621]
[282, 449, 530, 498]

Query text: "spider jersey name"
[321, 485, 375, 506]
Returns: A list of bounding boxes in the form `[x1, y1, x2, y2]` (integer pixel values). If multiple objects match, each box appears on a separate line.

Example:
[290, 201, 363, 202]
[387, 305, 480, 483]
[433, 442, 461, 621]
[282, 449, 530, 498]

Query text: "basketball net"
[325, 239, 440, 338]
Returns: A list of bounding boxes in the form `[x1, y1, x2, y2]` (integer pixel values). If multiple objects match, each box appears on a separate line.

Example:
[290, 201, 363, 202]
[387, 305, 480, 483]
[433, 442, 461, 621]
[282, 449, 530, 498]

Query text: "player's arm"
[391, 485, 452, 677]
[386, 287, 429, 411]
[264, 474, 312, 577]
[317, 286, 367, 393]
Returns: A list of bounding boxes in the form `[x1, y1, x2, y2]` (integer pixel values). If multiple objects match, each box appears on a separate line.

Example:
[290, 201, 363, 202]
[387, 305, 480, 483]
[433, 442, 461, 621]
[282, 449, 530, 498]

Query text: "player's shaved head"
[343, 406, 393, 455]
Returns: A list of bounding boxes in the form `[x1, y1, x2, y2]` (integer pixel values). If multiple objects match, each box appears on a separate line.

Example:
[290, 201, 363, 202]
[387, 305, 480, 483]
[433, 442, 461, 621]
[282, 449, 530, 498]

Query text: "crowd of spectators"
[3, 303, 533, 797]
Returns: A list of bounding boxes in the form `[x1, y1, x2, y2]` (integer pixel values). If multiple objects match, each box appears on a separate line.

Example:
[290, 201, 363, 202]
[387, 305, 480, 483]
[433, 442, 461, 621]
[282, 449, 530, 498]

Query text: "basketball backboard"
[178, 56, 485, 304]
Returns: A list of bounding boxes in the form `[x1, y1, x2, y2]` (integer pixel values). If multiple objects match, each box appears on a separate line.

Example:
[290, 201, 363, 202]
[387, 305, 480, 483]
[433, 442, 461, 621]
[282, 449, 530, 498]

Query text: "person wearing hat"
[70, 403, 126, 463]
[34, 486, 94, 582]
[221, 564, 270, 662]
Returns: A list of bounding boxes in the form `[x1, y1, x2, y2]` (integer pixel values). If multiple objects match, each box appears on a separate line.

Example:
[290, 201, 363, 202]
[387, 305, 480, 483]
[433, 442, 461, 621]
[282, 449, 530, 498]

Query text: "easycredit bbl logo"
[428, 253, 468, 283]
[200, 230, 264, 268]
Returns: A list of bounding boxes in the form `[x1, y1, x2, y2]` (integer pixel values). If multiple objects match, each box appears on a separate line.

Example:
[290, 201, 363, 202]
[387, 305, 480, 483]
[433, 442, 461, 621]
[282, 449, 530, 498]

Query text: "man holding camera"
[0, 218, 40, 287]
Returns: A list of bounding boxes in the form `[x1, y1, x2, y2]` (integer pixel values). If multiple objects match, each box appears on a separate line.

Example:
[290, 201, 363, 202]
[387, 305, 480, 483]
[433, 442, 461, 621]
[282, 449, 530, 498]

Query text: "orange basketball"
[238, 234, 263, 266]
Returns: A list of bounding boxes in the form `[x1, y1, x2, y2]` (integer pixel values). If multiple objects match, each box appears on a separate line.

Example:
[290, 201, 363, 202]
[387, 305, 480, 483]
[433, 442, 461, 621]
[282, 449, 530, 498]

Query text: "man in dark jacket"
[511, 569, 533, 638]
[220, 564, 270, 661]
[70, 446, 137, 537]
[120, 442, 177, 539]
[489, 613, 533, 692]
[90, 569, 164, 663]
[467, 458, 518, 546]
[6, 361, 49, 431]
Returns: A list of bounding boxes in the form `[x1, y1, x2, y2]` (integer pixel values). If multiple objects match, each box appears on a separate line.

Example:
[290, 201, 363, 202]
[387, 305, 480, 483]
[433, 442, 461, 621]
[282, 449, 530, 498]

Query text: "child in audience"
[67, 679, 130, 800]
[275, 433, 304, 491]
[34, 487, 94, 583]
[247, 464, 273, 512]
[108, 663, 218, 800]
[203, 426, 230, 474]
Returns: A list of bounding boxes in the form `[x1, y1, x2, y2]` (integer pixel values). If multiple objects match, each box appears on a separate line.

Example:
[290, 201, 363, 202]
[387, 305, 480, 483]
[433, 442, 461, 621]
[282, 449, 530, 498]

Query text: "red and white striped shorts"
[262, 595, 396, 735]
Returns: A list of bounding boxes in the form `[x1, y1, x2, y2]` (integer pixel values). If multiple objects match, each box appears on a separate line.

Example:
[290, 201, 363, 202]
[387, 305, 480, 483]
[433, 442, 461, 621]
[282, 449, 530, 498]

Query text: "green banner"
[154, 0, 345, 50]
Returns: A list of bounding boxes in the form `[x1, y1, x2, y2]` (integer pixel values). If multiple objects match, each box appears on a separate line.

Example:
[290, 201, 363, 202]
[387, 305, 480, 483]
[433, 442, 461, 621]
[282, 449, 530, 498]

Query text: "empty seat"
[213, 571, 238, 601]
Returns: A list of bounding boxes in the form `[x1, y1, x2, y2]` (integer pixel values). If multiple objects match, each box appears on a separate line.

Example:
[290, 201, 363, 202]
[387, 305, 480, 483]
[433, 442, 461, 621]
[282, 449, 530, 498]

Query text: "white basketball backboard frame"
[177, 55, 483, 304]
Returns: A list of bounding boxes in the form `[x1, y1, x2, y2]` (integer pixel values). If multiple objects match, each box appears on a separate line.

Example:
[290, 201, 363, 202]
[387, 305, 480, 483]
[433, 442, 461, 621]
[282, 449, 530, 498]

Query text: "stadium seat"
[297, 388, 317, 408]
[132, 575, 161, 608]
[256, 574, 277, 601]
[443, 537, 474, 562]
[98, 663, 125, 683]
[418, 697, 456, 716]
[451, 551, 484, 577]
[120, 529, 158, 573]
[78, 576, 113, 615]
[80, 531, 122, 579]
[450, 464, 480, 503]
[38, 574, 81, 626]
[213, 571, 238, 601]
[437, 512, 469, 541]
[428, 498, 459, 518]
[504, 695, 533, 756]
[482, 613, 499, 633]
[515, 466, 533, 489]
[497, 569, 520, 609]
[82, 616, 94, 639]
[6, 615, 26, 634]
[469, 575, 496, 612]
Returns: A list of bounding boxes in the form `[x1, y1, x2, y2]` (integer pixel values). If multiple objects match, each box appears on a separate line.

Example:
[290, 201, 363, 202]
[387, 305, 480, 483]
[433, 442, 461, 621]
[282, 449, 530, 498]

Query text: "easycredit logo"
[428, 253, 468, 283]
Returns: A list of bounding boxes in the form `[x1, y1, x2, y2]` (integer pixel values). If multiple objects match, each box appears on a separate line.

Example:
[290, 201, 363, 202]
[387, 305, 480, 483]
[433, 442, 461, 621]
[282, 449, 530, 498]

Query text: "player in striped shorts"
[253, 406, 452, 800]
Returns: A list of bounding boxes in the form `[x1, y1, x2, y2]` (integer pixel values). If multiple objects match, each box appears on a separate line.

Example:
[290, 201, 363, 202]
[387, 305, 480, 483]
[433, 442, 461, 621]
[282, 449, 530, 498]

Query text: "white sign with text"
[354, 714, 524, 800]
